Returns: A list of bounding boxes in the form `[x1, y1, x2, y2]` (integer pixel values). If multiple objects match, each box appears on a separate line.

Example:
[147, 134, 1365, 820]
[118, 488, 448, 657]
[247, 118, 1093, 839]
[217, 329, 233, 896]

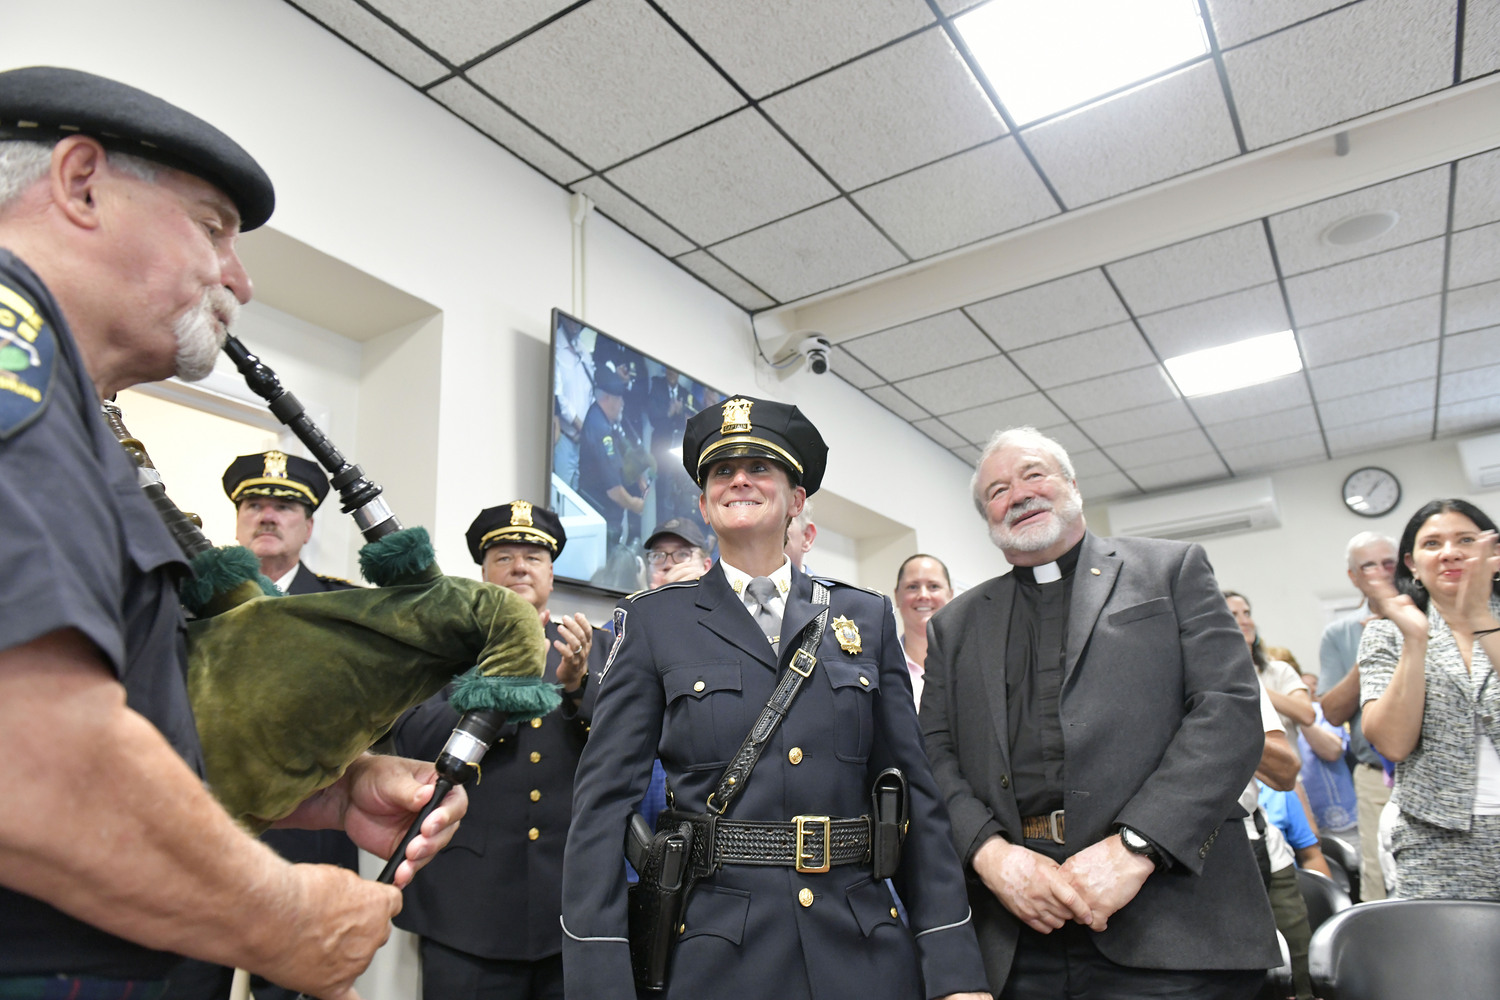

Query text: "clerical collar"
[1011, 538, 1082, 585]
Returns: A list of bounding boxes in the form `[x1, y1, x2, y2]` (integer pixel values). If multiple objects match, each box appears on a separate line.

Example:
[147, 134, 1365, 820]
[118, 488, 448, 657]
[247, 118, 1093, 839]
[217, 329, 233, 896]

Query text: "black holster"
[624, 814, 696, 993]
[871, 768, 908, 880]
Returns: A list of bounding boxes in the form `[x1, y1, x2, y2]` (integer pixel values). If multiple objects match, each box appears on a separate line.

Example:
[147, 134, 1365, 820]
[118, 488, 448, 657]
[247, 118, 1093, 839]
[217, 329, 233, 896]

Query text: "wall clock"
[1341, 466, 1400, 518]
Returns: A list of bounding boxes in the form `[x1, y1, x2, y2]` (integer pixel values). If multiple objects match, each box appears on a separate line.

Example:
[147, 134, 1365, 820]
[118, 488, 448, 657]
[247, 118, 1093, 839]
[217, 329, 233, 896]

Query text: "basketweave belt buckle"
[794, 815, 832, 873]
[790, 648, 817, 678]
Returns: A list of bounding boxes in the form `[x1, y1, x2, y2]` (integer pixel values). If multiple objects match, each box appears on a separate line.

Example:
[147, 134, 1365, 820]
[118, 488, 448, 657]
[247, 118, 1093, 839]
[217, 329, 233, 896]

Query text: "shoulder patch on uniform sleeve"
[600, 606, 627, 681]
[0, 281, 56, 440]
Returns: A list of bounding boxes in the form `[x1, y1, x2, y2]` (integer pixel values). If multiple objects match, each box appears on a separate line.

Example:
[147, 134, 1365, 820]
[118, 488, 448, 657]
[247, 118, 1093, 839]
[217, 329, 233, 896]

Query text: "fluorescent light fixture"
[1164, 331, 1303, 397]
[955, 0, 1210, 125]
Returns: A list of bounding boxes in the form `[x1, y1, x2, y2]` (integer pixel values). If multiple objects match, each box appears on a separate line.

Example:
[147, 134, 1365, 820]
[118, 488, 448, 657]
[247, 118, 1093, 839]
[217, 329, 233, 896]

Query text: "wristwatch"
[1118, 825, 1168, 872]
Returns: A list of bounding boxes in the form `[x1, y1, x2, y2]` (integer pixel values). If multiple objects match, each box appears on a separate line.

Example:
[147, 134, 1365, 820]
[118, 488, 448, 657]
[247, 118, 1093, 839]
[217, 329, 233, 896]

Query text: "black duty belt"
[1021, 809, 1065, 844]
[664, 810, 871, 874]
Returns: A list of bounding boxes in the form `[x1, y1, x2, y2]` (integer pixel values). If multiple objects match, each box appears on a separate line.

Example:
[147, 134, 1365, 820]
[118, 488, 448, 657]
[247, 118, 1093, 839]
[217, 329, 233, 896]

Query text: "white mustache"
[1006, 497, 1053, 526]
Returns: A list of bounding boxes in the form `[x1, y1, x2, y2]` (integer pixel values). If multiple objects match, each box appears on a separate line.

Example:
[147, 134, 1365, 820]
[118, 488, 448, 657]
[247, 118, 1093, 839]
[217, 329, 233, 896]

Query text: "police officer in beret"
[561, 395, 990, 1000]
[644, 517, 714, 591]
[0, 67, 464, 999]
[223, 449, 356, 594]
[391, 501, 609, 1000]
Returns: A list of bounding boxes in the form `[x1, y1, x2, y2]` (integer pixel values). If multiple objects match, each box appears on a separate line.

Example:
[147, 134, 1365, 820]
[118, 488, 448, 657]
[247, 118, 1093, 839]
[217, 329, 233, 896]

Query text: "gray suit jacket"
[920, 532, 1279, 986]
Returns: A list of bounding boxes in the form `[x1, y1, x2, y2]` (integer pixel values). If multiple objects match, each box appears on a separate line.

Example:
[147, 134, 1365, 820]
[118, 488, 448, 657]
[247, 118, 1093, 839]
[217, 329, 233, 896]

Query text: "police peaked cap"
[223, 452, 331, 510]
[466, 501, 566, 563]
[683, 394, 827, 495]
[594, 367, 628, 396]
[0, 66, 275, 231]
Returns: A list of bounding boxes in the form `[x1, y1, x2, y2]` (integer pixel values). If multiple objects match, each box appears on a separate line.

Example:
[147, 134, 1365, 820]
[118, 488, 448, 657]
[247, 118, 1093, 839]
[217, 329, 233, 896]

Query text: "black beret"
[595, 368, 628, 396]
[645, 516, 709, 552]
[223, 451, 330, 510]
[682, 394, 828, 495]
[466, 501, 566, 563]
[0, 66, 275, 230]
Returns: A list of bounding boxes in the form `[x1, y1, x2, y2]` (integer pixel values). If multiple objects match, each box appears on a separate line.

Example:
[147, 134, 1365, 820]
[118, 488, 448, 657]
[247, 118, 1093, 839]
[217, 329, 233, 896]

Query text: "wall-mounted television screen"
[547, 308, 727, 594]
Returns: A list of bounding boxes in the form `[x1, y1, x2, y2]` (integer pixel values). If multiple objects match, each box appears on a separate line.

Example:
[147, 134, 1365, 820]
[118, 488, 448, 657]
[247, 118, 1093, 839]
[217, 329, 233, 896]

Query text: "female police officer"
[561, 395, 989, 1000]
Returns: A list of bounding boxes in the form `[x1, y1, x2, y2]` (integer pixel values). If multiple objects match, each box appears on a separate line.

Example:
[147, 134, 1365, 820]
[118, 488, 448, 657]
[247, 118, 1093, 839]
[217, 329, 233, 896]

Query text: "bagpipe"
[105, 336, 559, 884]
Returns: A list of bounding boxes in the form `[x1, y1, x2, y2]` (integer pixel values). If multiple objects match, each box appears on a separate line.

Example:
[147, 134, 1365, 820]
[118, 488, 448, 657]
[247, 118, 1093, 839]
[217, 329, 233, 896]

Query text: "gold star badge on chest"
[831, 616, 862, 654]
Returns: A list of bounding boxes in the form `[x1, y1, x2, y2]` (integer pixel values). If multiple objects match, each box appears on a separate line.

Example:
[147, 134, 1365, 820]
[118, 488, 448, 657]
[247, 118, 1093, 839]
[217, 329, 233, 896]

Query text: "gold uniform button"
[858, 676, 869, 687]
[530, 751, 542, 763]
[890, 907, 899, 919]
[527, 827, 539, 841]
[678, 923, 686, 935]
[693, 680, 706, 692]
[531, 717, 543, 729]
[529, 789, 541, 802]
[798, 888, 814, 907]
[788, 747, 803, 765]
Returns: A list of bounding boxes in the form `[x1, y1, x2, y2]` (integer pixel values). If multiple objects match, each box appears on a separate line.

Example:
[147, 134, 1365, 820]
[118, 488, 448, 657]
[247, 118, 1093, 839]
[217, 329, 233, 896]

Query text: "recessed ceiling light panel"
[1164, 330, 1303, 397]
[955, 0, 1210, 125]
[1321, 210, 1400, 246]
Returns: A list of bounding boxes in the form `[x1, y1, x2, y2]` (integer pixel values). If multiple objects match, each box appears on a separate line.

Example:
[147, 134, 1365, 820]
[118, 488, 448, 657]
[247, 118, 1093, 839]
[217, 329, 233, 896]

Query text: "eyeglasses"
[647, 548, 698, 566]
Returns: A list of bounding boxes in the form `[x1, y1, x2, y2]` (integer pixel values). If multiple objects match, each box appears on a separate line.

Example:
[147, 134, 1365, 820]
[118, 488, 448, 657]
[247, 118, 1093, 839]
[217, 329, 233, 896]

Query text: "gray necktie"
[746, 576, 782, 648]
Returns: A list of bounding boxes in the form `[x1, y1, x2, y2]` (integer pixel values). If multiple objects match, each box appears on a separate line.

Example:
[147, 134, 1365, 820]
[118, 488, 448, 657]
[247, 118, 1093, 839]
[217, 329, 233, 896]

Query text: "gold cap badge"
[832, 616, 862, 655]
[511, 500, 534, 527]
[721, 397, 753, 435]
[262, 450, 288, 479]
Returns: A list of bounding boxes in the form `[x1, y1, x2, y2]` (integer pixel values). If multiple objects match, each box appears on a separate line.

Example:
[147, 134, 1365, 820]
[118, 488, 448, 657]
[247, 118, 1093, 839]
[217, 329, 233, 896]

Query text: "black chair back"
[1296, 868, 1351, 934]
[1309, 898, 1500, 999]
[1319, 834, 1360, 901]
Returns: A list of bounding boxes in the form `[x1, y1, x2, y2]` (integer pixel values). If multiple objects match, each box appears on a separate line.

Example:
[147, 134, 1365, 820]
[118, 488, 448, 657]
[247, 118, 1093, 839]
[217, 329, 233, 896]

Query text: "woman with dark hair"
[1223, 590, 1315, 742]
[1359, 498, 1500, 900]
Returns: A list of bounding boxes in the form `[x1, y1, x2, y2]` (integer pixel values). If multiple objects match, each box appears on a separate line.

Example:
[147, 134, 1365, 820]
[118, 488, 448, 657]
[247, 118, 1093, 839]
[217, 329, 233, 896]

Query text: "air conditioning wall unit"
[1106, 477, 1280, 542]
[1457, 432, 1500, 493]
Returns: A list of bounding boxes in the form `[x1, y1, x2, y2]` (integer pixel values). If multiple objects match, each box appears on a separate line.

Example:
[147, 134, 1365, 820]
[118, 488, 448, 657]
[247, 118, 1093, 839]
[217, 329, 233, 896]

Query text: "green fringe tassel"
[450, 670, 563, 723]
[359, 526, 440, 587]
[182, 545, 278, 616]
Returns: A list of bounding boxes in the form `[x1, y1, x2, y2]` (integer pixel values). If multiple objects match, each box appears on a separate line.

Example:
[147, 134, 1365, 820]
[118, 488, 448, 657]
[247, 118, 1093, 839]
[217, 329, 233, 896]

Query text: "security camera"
[798, 335, 831, 376]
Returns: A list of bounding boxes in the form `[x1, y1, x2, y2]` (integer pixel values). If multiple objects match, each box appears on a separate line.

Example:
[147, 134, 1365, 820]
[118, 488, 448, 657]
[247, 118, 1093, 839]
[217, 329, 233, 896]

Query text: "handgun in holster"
[624, 813, 695, 993]
[871, 767, 909, 880]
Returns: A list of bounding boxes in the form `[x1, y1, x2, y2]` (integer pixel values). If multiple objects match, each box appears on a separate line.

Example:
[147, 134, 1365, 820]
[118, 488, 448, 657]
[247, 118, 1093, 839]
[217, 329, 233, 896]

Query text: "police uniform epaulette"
[626, 580, 699, 601]
[317, 574, 356, 587]
[810, 574, 883, 598]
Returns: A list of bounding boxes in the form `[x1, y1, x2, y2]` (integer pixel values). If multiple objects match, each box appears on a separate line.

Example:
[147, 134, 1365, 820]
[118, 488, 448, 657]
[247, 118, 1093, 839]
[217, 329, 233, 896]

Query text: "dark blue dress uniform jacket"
[391, 620, 607, 961]
[561, 564, 987, 1000]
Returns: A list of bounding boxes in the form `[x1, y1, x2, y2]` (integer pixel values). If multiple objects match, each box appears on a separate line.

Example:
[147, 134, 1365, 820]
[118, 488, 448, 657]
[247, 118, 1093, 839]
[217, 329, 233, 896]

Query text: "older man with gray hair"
[920, 425, 1277, 998]
[1318, 530, 1398, 900]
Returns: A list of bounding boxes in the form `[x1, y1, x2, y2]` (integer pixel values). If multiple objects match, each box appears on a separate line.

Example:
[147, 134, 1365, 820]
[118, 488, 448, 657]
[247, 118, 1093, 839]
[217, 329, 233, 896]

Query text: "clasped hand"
[973, 834, 1152, 934]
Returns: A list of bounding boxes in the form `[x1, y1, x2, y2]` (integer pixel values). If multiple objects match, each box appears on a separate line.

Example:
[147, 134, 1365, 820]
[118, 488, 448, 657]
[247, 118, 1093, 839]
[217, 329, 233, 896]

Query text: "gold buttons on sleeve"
[527, 827, 540, 841]
[529, 789, 541, 802]
[530, 751, 542, 763]
[798, 888, 814, 907]
[531, 717, 543, 729]
[788, 747, 803, 764]
[693, 680, 706, 692]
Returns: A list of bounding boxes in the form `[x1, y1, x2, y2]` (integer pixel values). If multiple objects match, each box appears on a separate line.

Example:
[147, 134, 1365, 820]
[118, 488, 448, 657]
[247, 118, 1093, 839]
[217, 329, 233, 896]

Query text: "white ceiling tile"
[1068, 449, 1121, 479]
[1107, 223, 1276, 316]
[1283, 238, 1446, 326]
[1448, 220, 1500, 290]
[1441, 362, 1500, 404]
[1224, 0, 1457, 150]
[864, 384, 930, 420]
[1463, 0, 1500, 80]
[843, 310, 996, 381]
[852, 139, 1059, 259]
[571, 176, 695, 257]
[1206, 0, 1352, 49]
[288, 0, 449, 85]
[656, 0, 935, 99]
[966, 270, 1129, 350]
[830, 347, 884, 389]
[1036, 422, 1098, 456]
[1297, 295, 1441, 368]
[1048, 366, 1179, 420]
[1308, 342, 1441, 401]
[1021, 61, 1240, 208]
[429, 78, 589, 183]
[1268, 166, 1451, 276]
[1326, 411, 1433, 456]
[951, 443, 983, 465]
[1076, 399, 1200, 445]
[1437, 398, 1500, 434]
[1106, 429, 1217, 468]
[1455, 148, 1500, 230]
[895, 354, 1034, 414]
[944, 394, 1067, 442]
[673, 250, 775, 310]
[1125, 453, 1231, 492]
[1205, 406, 1320, 450]
[914, 417, 969, 449]
[1138, 283, 1290, 359]
[1009, 322, 1157, 389]
[466, 0, 744, 167]
[1220, 433, 1329, 474]
[1188, 373, 1314, 423]
[605, 110, 836, 246]
[709, 199, 906, 302]
[934, 0, 986, 14]
[1442, 325, 1500, 373]
[365, 0, 574, 65]
[1077, 470, 1141, 502]
[1319, 380, 1436, 429]
[1445, 279, 1500, 334]
[760, 27, 1005, 189]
